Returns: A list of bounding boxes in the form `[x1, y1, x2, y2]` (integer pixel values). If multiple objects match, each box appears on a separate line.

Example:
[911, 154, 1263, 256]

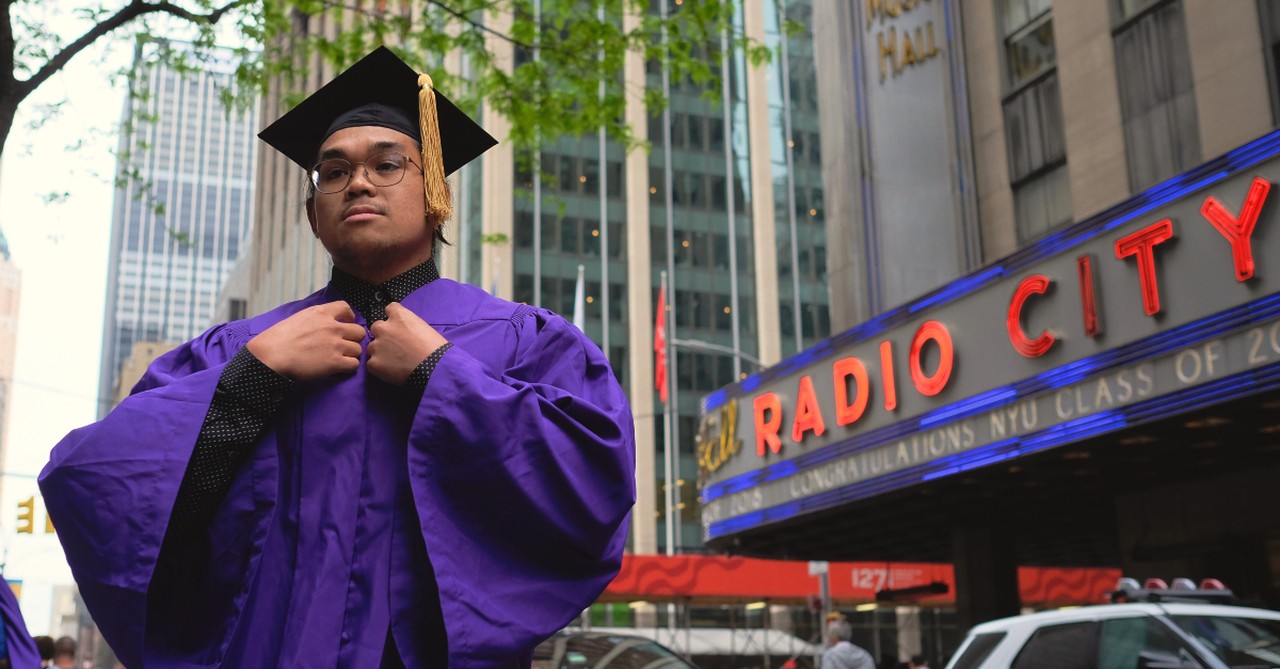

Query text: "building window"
[1113, 0, 1199, 191]
[999, 0, 1072, 242]
[1263, 1, 1280, 126]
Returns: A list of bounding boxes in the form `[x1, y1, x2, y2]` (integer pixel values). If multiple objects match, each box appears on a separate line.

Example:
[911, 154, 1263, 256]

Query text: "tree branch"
[424, 0, 529, 49]
[15, 0, 247, 102]
[318, 0, 536, 51]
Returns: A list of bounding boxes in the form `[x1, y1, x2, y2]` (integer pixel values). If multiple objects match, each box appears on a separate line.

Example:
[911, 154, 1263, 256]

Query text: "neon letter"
[791, 376, 827, 443]
[1115, 219, 1175, 316]
[833, 357, 870, 426]
[753, 393, 783, 456]
[1007, 274, 1056, 358]
[879, 340, 898, 411]
[909, 320, 954, 396]
[1077, 254, 1101, 338]
[1201, 177, 1271, 282]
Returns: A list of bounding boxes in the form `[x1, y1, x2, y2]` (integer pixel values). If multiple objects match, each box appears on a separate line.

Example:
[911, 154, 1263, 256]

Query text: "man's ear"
[305, 199, 319, 238]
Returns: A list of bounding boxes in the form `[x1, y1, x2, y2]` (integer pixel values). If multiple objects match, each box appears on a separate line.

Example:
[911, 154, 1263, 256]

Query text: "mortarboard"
[258, 46, 498, 222]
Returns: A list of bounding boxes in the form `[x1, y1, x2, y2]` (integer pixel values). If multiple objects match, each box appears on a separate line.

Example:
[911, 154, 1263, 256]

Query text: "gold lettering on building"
[867, 0, 942, 83]
[697, 399, 743, 484]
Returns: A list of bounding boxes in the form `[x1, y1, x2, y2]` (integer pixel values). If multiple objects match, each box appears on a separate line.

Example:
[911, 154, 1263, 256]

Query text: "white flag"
[572, 264, 585, 331]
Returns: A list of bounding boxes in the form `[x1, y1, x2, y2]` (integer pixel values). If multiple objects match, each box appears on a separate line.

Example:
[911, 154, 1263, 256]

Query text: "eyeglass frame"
[308, 152, 423, 194]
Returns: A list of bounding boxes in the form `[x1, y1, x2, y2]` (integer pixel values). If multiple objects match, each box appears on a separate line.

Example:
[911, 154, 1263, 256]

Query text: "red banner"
[602, 554, 1120, 608]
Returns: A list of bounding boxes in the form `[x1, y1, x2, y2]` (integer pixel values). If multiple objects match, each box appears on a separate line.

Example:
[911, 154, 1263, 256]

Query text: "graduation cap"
[258, 46, 498, 222]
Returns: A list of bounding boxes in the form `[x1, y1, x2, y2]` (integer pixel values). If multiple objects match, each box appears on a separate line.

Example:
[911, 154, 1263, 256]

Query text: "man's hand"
[367, 302, 448, 385]
[247, 301, 367, 381]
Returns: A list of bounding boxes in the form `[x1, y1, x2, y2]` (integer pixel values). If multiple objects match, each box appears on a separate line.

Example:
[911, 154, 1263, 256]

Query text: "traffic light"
[16, 496, 34, 534]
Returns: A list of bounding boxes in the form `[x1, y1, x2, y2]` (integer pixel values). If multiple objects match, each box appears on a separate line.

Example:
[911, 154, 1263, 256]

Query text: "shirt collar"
[330, 258, 440, 322]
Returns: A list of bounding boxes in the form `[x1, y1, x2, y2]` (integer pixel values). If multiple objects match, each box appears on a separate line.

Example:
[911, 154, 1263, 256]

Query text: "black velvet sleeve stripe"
[165, 346, 293, 542]
[404, 342, 453, 395]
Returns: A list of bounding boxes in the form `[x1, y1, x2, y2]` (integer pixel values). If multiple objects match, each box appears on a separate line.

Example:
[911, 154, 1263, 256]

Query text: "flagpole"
[660, 271, 674, 558]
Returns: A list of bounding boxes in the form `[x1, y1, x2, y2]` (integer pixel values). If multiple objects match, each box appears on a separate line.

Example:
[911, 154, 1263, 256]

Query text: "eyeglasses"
[309, 152, 421, 194]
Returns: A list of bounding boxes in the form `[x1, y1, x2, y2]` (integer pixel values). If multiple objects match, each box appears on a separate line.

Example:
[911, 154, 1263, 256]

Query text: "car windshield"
[532, 634, 697, 669]
[1171, 614, 1280, 668]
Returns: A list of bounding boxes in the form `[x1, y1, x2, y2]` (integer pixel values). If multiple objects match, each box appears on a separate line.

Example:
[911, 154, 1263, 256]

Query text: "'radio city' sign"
[698, 143, 1280, 539]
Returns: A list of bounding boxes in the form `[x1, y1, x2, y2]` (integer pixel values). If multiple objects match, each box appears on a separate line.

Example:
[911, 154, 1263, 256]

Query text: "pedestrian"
[908, 654, 929, 669]
[40, 46, 636, 668]
[822, 616, 875, 669]
[33, 635, 51, 668]
[49, 638, 73, 669]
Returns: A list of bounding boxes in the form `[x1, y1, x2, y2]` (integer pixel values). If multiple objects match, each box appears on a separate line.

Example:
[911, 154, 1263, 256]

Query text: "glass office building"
[99, 42, 258, 414]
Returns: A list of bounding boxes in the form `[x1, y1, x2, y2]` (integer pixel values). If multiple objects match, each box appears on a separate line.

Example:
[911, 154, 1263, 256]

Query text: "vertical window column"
[999, 0, 1072, 243]
[1112, 0, 1200, 191]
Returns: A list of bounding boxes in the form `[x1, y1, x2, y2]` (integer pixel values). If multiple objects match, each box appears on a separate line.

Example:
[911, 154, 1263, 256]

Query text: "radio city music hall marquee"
[698, 144, 1280, 541]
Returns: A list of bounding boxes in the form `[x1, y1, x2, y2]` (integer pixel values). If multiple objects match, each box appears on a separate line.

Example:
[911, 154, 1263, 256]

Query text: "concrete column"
[960, 0, 1017, 261]
[952, 524, 1021, 632]
[743, 0, 782, 367]
[1055, 0, 1131, 221]
[812, 0, 872, 332]
[624, 6, 658, 556]
[1184, 0, 1272, 158]
[895, 606, 922, 663]
[482, 8, 515, 299]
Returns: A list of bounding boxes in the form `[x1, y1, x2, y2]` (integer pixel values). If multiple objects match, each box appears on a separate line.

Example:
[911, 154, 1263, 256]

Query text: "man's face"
[306, 125, 430, 282]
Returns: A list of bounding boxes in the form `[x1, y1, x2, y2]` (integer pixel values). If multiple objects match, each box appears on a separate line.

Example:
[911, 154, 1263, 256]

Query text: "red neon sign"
[740, 176, 1275, 462]
[1115, 219, 1175, 316]
[1202, 176, 1270, 282]
[1077, 254, 1102, 338]
[909, 320, 954, 396]
[1007, 274, 1055, 358]
[833, 357, 871, 427]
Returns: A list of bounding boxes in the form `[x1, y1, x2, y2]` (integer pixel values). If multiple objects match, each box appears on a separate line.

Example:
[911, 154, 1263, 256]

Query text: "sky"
[0, 24, 133, 632]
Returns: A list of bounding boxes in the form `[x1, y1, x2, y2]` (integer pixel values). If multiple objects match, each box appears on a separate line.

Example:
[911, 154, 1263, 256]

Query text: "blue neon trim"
[701, 291, 1280, 503]
[704, 389, 727, 410]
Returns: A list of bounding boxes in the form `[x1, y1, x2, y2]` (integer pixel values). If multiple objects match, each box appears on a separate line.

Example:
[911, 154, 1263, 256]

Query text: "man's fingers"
[320, 300, 357, 322]
[338, 339, 363, 359]
[339, 322, 368, 341]
[333, 354, 361, 374]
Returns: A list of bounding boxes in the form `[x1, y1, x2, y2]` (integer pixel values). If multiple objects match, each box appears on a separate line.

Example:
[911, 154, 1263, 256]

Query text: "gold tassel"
[417, 72, 452, 222]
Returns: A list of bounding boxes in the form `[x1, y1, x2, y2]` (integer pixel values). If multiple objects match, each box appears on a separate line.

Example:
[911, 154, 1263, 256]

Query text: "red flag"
[654, 286, 668, 404]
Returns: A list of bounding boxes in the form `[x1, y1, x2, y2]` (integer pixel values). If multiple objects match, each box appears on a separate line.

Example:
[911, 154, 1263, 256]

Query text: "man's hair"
[827, 618, 853, 642]
[34, 635, 53, 659]
[911, 654, 928, 665]
[52, 635, 75, 657]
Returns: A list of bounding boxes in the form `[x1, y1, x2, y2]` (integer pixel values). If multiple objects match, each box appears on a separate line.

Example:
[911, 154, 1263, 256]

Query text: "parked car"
[945, 579, 1280, 669]
[533, 631, 700, 669]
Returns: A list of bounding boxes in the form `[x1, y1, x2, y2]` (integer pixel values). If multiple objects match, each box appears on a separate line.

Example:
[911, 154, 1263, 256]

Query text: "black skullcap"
[257, 46, 497, 177]
[324, 102, 418, 144]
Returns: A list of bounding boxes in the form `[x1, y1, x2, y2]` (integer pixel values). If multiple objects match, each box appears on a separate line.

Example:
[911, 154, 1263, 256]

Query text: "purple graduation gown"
[0, 579, 39, 669]
[39, 279, 635, 668]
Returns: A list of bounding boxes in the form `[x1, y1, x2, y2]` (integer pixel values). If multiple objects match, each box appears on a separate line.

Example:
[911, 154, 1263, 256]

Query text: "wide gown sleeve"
[0, 575, 40, 669]
[37, 324, 248, 669]
[409, 308, 636, 664]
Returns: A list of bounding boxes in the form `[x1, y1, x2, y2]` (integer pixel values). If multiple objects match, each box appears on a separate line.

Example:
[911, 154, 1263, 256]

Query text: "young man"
[40, 47, 636, 668]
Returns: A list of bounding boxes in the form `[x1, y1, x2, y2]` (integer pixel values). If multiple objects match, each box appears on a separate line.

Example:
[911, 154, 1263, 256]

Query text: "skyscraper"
[98, 41, 258, 415]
